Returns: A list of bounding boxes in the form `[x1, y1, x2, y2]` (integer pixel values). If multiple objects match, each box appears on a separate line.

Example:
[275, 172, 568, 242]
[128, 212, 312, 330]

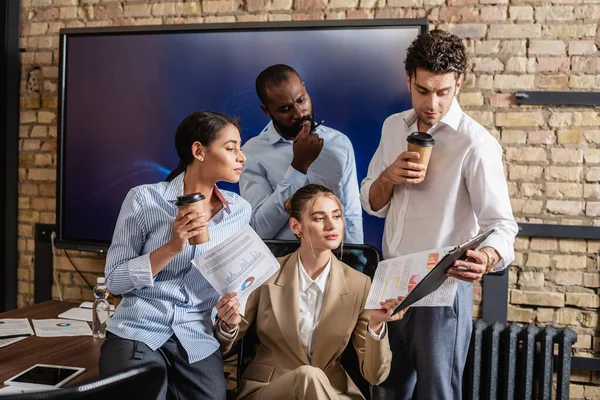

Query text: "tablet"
[4, 364, 86, 389]
[392, 228, 496, 315]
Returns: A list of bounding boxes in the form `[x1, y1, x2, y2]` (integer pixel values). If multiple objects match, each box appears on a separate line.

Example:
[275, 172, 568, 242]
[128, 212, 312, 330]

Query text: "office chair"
[262, 240, 379, 279]
[0, 364, 164, 400]
[234, 240, 382, 399]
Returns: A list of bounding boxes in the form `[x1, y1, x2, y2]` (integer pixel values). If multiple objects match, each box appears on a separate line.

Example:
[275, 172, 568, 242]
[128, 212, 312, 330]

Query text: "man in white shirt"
[360, 30, 518, 399]
[240, 64, 363, 244]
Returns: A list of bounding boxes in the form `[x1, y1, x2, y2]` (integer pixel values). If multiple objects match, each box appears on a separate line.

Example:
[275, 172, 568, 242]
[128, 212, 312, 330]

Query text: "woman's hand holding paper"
[216, 292, 241, 331]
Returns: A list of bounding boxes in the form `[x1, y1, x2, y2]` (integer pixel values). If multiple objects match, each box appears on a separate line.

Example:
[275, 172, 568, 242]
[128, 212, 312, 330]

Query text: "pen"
[312, 120, 325, 131]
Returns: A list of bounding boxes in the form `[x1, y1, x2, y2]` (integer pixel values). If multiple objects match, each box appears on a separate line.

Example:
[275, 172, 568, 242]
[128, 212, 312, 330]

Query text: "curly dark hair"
[405, 29, 468, 79]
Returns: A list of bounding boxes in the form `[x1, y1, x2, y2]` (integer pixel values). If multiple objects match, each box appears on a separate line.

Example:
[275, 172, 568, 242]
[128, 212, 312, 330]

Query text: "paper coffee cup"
[175, 193, 209, 245]
[406, 132, 435, 169]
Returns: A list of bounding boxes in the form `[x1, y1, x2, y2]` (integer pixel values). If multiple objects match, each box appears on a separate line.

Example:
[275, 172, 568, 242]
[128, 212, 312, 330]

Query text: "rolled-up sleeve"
[464, 138, 518, 272]
[360, 118, 393, 218]
[105, 188, 154, 294]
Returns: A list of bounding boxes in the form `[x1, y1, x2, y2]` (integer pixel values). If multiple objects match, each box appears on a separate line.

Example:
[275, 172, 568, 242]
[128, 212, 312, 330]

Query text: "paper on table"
[79, 302, 115, 311]
[365, 247, 458, 309]
[32, 319, 92, 337]
[191, 225, 280, 315]
[58, 308, 114, 323]
[0, 336, 29, 349]
[0, 318, 34, 337]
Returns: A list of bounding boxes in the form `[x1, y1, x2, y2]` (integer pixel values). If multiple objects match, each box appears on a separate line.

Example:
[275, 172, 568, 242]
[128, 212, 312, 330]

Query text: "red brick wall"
[17, 1, 600, 395]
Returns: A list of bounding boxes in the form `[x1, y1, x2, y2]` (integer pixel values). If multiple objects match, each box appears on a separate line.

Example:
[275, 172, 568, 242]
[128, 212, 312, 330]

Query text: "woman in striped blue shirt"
[100, 111, 251, 400]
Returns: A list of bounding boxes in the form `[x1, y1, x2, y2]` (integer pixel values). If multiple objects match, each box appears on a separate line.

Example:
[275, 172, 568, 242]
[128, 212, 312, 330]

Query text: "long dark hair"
[165, 111, 241, 182]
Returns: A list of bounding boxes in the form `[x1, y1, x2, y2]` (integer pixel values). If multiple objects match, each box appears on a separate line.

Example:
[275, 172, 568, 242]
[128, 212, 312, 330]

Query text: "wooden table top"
[0, 300, 103, 387]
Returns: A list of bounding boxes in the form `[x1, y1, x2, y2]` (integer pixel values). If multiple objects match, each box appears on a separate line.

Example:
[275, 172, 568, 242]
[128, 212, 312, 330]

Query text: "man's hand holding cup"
[381, 151, 428, 185]
[381, 132, 435, 186]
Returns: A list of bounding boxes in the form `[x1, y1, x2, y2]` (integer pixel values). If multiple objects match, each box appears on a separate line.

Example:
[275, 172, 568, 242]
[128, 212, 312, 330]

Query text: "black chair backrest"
[0, 364, 164, 400]
[263, 240, 380, 279]
[237, 240, 382, 399]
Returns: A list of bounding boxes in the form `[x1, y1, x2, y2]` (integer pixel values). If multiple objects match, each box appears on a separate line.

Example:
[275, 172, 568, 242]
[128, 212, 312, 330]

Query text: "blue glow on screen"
[62, 26, 421, 249]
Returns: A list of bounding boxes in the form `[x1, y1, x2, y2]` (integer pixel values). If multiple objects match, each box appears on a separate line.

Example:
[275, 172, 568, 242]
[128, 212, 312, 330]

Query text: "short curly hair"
[405, 29, 468, 79]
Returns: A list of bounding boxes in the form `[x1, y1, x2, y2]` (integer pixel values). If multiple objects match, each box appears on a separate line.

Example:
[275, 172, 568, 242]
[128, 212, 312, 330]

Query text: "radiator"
[463, 320, 578, 400]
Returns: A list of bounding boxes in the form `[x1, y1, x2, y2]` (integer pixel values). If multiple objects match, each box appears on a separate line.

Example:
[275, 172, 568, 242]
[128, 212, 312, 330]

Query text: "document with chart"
[365, 247, 457, 310]
[191, 225, 280, 315]
[366, 229, 496, 312]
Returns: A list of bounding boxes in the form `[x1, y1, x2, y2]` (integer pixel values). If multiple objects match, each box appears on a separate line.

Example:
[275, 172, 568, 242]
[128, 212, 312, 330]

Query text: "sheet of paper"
[32, 319, 93, 337]
[191, 225, 280, 315]
[80, 302, 115, 311]
[0, 318, 34, 337]
[365, 247, 458, 309]
[58, 307, 114, 323]
[0, 336, 29, 349]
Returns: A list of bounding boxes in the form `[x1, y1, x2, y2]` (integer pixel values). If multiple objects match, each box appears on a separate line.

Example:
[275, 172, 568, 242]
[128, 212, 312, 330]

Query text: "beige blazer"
[215, 251, 392, 399]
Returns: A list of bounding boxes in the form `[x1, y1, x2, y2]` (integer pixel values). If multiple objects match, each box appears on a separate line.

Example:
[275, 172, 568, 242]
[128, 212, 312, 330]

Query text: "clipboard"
[392, 228, 496, 315]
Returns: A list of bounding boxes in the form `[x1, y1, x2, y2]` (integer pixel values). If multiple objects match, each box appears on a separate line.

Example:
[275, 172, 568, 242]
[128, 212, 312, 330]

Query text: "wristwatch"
[481, 248, 498, 274]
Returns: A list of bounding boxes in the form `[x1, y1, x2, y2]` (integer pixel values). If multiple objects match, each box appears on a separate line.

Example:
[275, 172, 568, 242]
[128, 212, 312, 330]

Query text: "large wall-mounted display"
[57, 19, 427, 251]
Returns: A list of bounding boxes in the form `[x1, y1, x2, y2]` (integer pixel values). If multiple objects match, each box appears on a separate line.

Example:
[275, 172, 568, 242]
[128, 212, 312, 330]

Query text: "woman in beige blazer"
[215, 184, 405, 399]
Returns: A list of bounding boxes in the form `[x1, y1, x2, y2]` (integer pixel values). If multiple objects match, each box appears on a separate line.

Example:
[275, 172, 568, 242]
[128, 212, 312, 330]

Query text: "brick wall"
[17, 0, 600, 395]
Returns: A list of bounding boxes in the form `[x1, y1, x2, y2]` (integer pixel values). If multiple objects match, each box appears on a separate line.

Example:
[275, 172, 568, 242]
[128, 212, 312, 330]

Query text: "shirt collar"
[264, 121, 291, 145]
[264, 120, 327, 145]
[440, 98, 463, 132]
[402, 97, 463, 133]
[298, 253, 331, 294]
[164, 172, 185, 202]
[164, 171, 231, 211]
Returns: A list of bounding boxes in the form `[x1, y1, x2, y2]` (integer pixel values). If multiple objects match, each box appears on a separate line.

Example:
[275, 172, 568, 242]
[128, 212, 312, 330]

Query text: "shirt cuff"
[360, 179, 391, 218]
[367, 323, 386, 340]
[128, 253, 154, 289]
[284, 165, 308, 188]
[480, 236, 511, 272]
[218, 319, 239, 339]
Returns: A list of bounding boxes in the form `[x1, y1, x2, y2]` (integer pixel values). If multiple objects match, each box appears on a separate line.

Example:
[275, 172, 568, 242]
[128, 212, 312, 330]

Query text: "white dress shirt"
[297, 255, 385, 359]
[297, 255, 331, 358]
[360, 99, 518, 271]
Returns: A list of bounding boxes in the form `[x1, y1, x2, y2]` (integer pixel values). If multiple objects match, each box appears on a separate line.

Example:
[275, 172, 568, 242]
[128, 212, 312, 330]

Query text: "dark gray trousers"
[374, 281, 473, 400]
[99, 332, 227, 400]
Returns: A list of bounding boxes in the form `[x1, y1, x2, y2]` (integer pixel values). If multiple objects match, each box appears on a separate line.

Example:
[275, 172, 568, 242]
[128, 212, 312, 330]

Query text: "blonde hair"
[284, 184, 345, 256]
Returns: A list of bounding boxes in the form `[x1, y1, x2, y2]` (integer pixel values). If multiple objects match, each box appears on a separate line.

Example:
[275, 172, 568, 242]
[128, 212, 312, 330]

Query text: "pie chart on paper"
[408, 275, 422, 293]
[241, 276, 255, 291]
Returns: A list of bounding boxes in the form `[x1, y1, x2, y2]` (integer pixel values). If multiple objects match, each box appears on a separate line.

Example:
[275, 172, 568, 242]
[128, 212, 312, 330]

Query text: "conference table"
[0, 301, 102, 387]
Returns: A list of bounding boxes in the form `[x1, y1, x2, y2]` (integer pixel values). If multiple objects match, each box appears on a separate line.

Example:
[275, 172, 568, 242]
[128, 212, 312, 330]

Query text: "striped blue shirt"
[105, 172, 251, 363]
[240, 121, 364, 244]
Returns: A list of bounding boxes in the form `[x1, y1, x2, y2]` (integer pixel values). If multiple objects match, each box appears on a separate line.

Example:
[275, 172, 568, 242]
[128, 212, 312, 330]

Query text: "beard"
[272, 113, 315, 139]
